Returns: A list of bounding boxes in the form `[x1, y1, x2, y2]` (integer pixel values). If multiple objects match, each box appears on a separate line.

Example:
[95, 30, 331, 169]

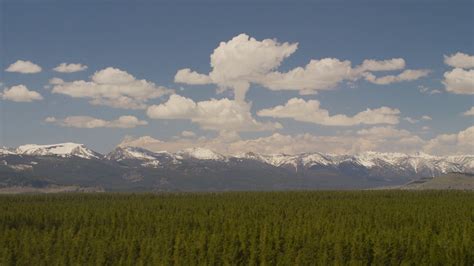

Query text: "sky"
[0, 0, 473, 155]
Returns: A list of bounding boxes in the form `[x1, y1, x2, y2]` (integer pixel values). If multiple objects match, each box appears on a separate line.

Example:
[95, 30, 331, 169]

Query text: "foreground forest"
[0, 191, 473, 265]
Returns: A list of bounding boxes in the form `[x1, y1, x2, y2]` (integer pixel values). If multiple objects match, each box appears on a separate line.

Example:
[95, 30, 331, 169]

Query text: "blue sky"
[1, 0, 473, 155]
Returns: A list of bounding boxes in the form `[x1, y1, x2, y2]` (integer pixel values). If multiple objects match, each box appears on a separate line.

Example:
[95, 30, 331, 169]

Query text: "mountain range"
[1, 143, 473, 192]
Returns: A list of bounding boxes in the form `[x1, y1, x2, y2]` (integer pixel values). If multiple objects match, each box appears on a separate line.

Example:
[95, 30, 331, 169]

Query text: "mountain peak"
[16, 143, 100, 159]
[178, 147, 226, 161]
[107, 146, 158, 161]
[0, 147, 15, 155]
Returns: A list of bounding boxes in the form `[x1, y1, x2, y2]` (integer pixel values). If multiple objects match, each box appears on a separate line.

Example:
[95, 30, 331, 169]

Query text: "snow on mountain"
[107, 146, 181, 167]
[177, 147, 226, 161]
[16, 143, 100, 159]
[235, 151, 473, 175]
[107, 146, 157, 161]
[446, 155, 474, 172]
[0, 147, 16, 156]
[5, 142, 474, 175]
[235, 152, 297, 167]
[300, 153, 334, 167]
[327, 152, 472, 175]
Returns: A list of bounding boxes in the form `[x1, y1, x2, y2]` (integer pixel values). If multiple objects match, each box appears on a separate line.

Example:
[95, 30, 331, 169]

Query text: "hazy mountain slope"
[398, 173, 474, 190]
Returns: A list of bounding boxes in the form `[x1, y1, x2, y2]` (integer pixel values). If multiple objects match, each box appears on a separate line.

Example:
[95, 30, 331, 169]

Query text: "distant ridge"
[0, 142, 472, 192]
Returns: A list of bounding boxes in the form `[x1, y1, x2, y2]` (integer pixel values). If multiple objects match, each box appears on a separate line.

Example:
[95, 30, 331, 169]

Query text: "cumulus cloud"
[5, 60, 42, 74]
[424, 126, 474, 155]
[258, 58, 354, 95]
[118, 126, 424, 155]
[442, 52, 474, 94]
[52, 67, 173, 109]
[364, 69, 430, 85]
[257, 98, 400, 126]
[118, 125, 473, 156]
[45, 115, 148, 128]
[444, 52, 474, 69]
[1, 85, 43, 102]
[442, 68, 474, 94]
[421, 115, 432, 120]
[357, 58, 406, 72]
[462, 107, 474, 116]
[53, 63, 88, 73]
[175, 33, 427, 100]
[207, 34, 298, 101]
[146, 94, 281, 132]
[175, 69, 212, 85]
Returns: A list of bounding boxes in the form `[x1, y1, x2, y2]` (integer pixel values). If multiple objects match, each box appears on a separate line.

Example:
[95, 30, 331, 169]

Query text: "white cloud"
[181, 130, 197, 138]
[45, 115, 148, 128]
[258, 58, 354, 95]
[146, 94, 281, 132]
[118, 125, 472, 156]
[424, 126, 474, 155]
[442, 68, 474, 94]
[207, 34, 298, 101]
[444, 52, 474, 69]
[442, 53, 474, 94]
[52, 67, 173, 109]
[49, 77, 65, 85]
[418, 85, 442, 95]
[175, 69, 212, 85]
[45, 117, 57, 123]
[176, 34, 426, 100]
[118, 126, 424, 155]
[404, 115, 431, 124]
[404, 117, 419, 124]
[1, 85, 43, 102]
[53, 63, 88, 73]
[463, 107, 474, 116]
[364, 69, 430, 85]
[257, 98, 400, 126]
[5, 60, 42, 74]
[357, 58, 406, 72]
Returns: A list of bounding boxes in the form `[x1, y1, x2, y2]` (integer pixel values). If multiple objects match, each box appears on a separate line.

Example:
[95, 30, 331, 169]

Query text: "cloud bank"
[45, 115, 148, 128]
[146, 94, 281, 132]
[119, 125, 473, 156]
[257, 98, 400, 126]
[175, 33, 429, 100]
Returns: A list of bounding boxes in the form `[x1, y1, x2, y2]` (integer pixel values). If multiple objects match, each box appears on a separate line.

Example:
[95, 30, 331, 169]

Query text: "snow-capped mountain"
[106, 146, 178, 167]
[100, 145, 474, 176]
[177, 148, 226, 161]
[3, 142, 473, 175]
[107, 146, 161, 161]
[235, 151, 473, 176]
[0, 147, 16, 155]
[1, 142, 472, 192]
[15, 143, 101, 159]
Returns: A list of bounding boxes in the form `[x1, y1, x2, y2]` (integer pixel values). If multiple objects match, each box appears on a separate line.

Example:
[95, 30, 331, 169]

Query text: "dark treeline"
[0, 191, 473, 265]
